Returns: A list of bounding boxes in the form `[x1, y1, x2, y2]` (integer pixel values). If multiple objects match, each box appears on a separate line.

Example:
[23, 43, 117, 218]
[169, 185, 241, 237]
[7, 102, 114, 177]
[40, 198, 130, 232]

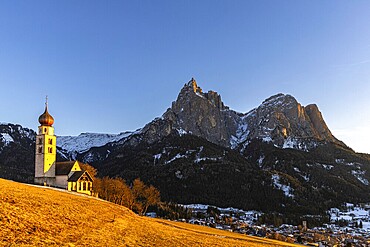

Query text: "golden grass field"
[0, 178, 299, 246]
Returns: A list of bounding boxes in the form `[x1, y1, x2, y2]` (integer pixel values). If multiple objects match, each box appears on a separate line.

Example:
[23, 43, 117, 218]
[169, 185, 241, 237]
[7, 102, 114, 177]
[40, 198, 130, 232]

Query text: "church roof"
[68, 171, 93, 182]
[68, 171, 85, 182]
[56, 161, 78, 175]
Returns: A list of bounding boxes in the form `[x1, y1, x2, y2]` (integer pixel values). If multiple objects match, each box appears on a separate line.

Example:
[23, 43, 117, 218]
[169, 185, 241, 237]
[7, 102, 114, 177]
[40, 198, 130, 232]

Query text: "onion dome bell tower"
[38, 103, 54, 126]
[34, 97, 57, 185]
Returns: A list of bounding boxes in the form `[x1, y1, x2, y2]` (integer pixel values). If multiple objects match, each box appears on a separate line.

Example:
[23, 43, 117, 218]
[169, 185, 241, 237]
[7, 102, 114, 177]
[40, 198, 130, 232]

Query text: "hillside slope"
[0, 179, 298, 247]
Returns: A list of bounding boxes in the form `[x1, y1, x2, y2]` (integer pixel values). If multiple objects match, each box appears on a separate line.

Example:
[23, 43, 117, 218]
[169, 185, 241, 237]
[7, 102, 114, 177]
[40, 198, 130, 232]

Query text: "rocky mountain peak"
[179, 78, 226, 110]
[185, 78, 203, 94]
[236, 93, 343, 150]
[261, 93, 298, 109]
[161, 79, 236, 147]
[95, 80, 344, 153]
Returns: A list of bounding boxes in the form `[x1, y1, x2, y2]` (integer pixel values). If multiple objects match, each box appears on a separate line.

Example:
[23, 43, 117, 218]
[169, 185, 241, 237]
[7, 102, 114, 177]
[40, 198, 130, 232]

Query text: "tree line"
[81, 163, 160, 216]
[93, 177, 160, 215]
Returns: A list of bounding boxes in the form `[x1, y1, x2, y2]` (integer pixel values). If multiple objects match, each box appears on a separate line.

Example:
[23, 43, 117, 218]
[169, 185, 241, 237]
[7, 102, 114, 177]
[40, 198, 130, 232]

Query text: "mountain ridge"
[55, 78, 346, 156]
[1, 79, 369, 219]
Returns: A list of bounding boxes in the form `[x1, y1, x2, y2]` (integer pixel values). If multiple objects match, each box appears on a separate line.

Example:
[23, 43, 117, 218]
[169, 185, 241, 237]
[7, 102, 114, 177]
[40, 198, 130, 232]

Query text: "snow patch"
[257, 155, 264, 167]
[177, 128, 188, 136]
[0, 133, 14, 146]
[195, 92, 206, 99]
[194, 157, 218, 164]
[322, 164, 334, 170]
[335, 159, 345, 164]
[230, 121, 250, 149]
[165, 153, 186, 164]
[283, 137, 297, 149]
[262, 136, 272, 143]
[282, 137, 314, 152]
[351, 170, 369, 185]
[153, 153, 162, 165]
[301, 174, 310, 181]
[106, 150, 111, 158]
[57, 149, 68, 160]
[83, 152, 95, 163]
[175, 170, 183, 179]
[271, 174, 294, 198]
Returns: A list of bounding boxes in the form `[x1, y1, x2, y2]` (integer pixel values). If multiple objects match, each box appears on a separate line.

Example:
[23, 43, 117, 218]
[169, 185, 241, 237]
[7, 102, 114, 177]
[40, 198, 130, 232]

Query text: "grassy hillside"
[0, 179, 299, 247]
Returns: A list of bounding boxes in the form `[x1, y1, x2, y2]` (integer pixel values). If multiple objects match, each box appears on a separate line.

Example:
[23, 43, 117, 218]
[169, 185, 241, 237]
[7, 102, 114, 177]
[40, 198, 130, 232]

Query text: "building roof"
[68, 171, 85, 182]
[55, 161, 78, 175]
[68, 171, 93, 182]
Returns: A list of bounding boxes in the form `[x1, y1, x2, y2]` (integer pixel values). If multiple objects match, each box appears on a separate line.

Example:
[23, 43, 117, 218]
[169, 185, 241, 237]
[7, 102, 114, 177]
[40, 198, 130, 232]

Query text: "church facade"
[34, 101, 93, 195]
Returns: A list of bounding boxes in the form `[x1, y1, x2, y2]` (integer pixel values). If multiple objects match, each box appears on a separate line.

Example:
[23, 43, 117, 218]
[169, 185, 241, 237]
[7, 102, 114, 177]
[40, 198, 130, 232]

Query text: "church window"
[48, 139, 52, 145]
[44, 128, 47, 133]
[38, 146, 42, 153]
[83, 182, 86, 191]
[38, 138, 42, 144]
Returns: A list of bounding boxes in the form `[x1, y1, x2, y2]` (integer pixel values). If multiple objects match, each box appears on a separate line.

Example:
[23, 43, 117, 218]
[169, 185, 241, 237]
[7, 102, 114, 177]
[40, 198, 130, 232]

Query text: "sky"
[1, 1, 370, 153]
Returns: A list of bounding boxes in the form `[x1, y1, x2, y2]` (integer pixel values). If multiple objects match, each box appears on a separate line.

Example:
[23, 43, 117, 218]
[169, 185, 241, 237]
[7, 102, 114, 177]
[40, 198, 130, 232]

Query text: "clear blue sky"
[1, 1, 370, 153]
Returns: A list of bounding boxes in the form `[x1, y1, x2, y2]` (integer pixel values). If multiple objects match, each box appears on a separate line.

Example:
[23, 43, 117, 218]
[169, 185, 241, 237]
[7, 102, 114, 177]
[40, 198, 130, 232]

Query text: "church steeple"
[35, 97, 57, 185]
[38, 96, 54, 126]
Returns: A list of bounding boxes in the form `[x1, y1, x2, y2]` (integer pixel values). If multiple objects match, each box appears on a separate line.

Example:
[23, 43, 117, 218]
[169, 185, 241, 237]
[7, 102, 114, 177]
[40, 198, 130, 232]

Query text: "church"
[34, 100, 93, 195]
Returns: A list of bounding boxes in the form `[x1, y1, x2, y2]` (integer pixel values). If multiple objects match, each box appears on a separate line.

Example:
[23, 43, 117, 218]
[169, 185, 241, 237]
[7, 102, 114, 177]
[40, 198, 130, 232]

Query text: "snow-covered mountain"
[58, 132, 134, 154]
[113, 78, 344, 152]
[0, 123, 35, 152]
[57, 78, 346, 158]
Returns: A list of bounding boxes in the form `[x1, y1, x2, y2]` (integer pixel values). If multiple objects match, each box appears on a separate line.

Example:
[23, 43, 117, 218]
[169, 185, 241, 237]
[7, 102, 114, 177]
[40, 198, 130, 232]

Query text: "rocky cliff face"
[235, 93, 344, 150]
[57, 78, 346, 164]
[162, 78, 240, 147]
[121, 78, 239, 148]
[122, 79, 343, 152]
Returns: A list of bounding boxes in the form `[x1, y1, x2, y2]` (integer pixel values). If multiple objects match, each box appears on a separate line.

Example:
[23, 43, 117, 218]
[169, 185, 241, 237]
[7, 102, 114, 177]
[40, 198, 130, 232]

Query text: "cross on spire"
[45, 95, 49, 110]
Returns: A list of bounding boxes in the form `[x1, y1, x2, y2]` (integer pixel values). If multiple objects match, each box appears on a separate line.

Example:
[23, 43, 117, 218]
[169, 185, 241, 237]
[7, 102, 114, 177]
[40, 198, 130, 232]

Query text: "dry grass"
[0, 179, 299, 246]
